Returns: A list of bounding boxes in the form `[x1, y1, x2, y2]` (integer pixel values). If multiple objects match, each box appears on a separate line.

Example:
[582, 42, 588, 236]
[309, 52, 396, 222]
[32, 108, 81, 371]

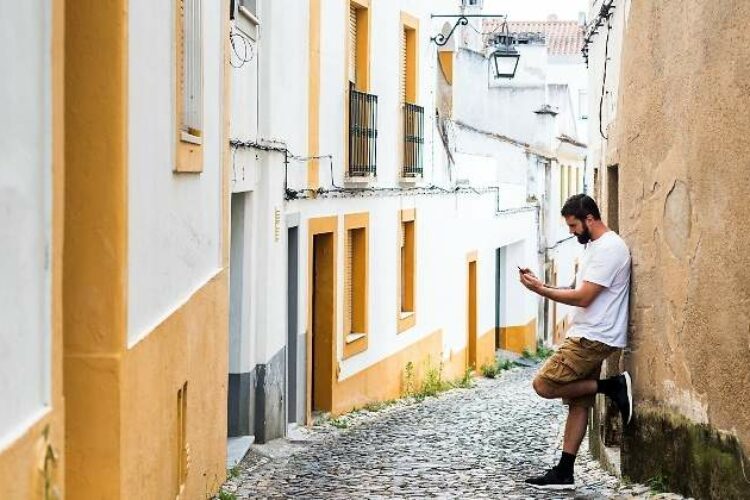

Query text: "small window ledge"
[344, 175, 376, 187]
[345, 333, 366, 344]
[180, 131, 202, 145]
[397, 311, 416, 334]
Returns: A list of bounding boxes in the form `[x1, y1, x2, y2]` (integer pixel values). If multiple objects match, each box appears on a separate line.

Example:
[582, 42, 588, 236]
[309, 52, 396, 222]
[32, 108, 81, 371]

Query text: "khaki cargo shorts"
[535, 336, 619, 408]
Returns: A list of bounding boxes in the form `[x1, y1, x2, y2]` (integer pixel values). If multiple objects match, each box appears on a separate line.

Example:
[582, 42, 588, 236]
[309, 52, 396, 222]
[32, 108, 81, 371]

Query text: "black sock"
[597, 377, 618, 395]
[557, 451, 576, 476]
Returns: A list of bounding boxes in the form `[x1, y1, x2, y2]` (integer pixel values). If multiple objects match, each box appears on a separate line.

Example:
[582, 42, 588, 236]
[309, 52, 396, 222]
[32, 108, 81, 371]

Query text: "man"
[519, 194, 632, 490]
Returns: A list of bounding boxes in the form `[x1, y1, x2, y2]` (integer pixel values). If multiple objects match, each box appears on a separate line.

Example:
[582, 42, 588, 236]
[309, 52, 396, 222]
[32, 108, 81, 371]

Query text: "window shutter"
[400, 27, 407, 104]
[344, 231, 353, 332]
[178, 0, 186, 130]
[183, 0, 203, 135]
[349, 4, 358, 84]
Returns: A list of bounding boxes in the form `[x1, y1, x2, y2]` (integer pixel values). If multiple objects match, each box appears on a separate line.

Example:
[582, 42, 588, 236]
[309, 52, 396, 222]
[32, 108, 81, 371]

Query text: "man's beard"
[576, 222, 592, 244]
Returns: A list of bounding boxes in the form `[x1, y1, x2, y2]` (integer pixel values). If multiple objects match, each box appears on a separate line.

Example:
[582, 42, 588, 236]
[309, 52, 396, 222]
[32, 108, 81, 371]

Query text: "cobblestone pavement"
[222, 367, 687, 499]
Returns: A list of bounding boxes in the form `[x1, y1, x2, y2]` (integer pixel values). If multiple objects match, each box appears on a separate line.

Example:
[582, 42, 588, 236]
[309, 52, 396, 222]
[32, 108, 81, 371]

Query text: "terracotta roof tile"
[483, 20, 584, 56]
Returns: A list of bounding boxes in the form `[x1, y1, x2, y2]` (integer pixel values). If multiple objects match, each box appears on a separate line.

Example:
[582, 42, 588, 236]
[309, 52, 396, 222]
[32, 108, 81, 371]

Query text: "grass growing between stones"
[217, 489, 237, 500]
[479, 358, 518, 378]
[404, 359, 476, 401]
[521, 342, 555, 362]
[315, 359, 480, 430]
[227, 465, 242, 479]
[645, 473, 669, 493]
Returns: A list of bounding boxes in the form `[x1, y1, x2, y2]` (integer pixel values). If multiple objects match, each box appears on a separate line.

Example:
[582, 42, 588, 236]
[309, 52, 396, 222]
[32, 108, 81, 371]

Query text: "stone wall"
[607, 0, 750, 496]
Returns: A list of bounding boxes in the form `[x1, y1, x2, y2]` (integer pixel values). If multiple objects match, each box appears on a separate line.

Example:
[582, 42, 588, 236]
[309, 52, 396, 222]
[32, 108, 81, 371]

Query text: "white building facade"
[227, 0, 588, 446]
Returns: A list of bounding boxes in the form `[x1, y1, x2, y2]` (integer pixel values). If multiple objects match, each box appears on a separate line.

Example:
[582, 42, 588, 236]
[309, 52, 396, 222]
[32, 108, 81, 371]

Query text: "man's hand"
[519, 269, 544, 292]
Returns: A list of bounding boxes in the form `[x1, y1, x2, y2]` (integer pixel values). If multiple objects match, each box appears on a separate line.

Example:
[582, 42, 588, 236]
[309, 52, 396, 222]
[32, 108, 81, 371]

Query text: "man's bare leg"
[563, 404, 589, 455]
[533, 377, 597, 400]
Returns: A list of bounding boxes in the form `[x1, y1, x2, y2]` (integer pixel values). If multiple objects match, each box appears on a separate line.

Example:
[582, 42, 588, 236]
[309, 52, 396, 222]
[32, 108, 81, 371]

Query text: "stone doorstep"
[227, 435, 254, 468]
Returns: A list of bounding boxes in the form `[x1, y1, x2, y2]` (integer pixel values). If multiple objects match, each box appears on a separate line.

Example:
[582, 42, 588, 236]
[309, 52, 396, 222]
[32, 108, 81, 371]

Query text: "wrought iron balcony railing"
[349, 86, 378, 177]
[403, 102, 424, 177]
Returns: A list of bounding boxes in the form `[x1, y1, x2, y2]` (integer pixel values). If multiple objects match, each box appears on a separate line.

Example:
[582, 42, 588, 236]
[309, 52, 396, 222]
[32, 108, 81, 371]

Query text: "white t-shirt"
[568, 230, 631, 348]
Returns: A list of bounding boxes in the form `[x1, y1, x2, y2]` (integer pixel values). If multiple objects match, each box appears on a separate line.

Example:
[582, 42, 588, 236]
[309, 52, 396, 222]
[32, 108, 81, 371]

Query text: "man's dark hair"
[561, 194, 601, 221]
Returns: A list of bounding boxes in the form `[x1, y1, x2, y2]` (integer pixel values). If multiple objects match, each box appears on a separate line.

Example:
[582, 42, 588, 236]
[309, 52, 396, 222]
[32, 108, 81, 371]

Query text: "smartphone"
[517, 265, 529, 274]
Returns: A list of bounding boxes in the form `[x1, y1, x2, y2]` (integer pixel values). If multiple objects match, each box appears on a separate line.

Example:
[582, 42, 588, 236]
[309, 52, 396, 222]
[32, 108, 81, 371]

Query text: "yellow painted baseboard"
[0, 411, 61, 500]
[499, 319, 537, 354]
[331, 325, 500, 416]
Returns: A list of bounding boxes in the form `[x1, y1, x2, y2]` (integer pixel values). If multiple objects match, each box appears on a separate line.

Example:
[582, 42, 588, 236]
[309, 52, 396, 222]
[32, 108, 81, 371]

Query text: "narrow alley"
[221, 367, 684, 499]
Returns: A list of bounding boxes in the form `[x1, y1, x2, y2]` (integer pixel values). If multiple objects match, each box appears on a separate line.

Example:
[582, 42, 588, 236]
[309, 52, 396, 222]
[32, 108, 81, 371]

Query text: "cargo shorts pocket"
[537, 354, 581, 385]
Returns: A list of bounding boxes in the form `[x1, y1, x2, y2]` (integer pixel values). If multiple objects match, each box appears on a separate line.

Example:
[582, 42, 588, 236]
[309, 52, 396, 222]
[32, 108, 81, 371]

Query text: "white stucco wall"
[0, 0, 52, 447]
[287, 195, 539, 380]
[587, 0, 631, 171]
[127, 0, 224, 344]
[548, 57, 588, 141]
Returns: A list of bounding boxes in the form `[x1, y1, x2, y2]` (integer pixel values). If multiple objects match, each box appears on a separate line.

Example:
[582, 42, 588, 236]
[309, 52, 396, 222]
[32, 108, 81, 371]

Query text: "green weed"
[646, 473, 669, 493]
[218, 490, 237, 500]
[480, 362, 500, 378]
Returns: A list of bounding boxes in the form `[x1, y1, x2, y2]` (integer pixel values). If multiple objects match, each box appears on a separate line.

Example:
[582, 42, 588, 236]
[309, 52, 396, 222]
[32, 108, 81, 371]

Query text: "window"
[578, 89, 589, 119]
[343, 213, 369, 358]
[578, 168, 584, 194]
[607, 165, 619, 233]
[398, 209, 416, 333]
[347, 0, 376, 178]
[401, 12, 423, 178]
[569, 166, 577, 196]
[400, 14, 418, 105]
[235, 0, 260, 40]
[175, 0, 203, 172]
[348, 0, 370, 91]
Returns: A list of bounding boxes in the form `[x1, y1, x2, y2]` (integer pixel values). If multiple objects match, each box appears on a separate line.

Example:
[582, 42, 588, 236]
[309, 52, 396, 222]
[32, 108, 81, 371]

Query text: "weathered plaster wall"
[610, 0, 750, 482]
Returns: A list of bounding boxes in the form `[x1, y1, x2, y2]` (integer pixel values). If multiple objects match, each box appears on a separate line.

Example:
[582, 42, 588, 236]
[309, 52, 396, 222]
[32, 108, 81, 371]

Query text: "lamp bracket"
[430, 14, 507, 47]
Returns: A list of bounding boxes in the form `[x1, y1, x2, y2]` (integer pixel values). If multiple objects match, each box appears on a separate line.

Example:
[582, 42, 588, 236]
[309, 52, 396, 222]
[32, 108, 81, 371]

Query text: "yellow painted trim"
[343, 212, 369, 359]
[438, 51, 454, 85]
[64, 0, 128, 495]
[349, 0, 371, 92]
[306, 216, 339, 423]
[466, 252, 478, 369]
[121, 272, 229, 498]
[477, 328, 496, 371]
[174, 0, 204, 173]
[307, 0, 321, 189]
[499, 319, 537, 354]
[332, 329, 469, 415]
[397, 209, 417, 333]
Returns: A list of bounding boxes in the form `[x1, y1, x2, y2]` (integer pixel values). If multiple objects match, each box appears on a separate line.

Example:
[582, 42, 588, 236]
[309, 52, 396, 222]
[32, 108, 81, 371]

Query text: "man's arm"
[519, 272, 603, 307]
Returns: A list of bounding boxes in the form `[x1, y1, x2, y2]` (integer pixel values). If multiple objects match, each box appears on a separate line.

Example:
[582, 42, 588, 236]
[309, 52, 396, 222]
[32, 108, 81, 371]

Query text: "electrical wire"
[598, 17, 613, 140]
[230, 27, 255, 68]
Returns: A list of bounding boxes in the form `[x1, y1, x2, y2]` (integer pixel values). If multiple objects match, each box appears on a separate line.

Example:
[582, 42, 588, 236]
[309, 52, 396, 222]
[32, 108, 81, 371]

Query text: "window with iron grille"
[348, 84, 378, 177]
[403, 103, 424, 177]
[400, 15, 422, 177]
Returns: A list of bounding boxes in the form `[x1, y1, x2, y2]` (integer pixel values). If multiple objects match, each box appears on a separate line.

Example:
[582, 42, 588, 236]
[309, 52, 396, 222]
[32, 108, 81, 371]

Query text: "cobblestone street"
[222, 367, 686, 499]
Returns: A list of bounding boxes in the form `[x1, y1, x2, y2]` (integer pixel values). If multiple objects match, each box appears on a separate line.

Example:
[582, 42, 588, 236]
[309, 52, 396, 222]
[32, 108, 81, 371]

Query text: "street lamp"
[490, 21, 520, 78]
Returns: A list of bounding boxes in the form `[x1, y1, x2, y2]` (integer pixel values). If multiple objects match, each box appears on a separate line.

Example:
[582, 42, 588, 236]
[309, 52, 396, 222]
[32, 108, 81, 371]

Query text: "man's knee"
[532, 376, 556, 399]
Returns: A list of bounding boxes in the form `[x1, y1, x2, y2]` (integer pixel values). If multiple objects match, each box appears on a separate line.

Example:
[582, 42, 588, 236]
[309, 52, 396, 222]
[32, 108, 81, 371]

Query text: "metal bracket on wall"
[430, 14, 507, 47]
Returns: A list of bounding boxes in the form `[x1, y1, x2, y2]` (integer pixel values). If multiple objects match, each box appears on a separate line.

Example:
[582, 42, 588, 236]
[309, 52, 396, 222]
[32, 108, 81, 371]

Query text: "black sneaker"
[608, 371, 633, 426]
[524, 466, 575, 490]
